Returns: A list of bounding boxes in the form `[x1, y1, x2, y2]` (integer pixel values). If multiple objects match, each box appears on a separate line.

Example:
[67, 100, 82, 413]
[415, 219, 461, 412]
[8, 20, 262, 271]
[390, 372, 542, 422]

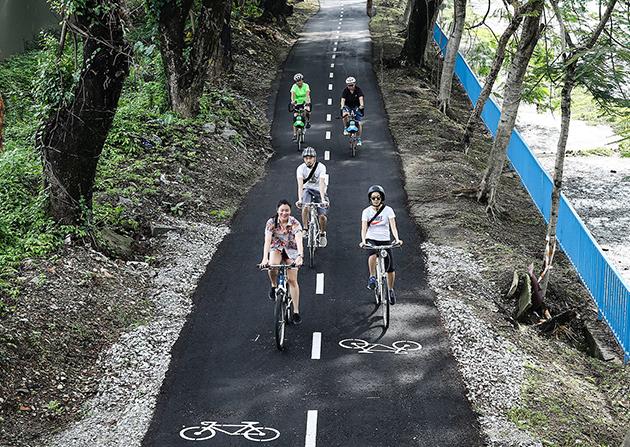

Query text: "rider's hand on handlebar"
[258, 259, 269, 268]
[295, 256, 304, 267]
[296, 200, 303, 209]
[359, 241, 366, 248]
[394, 239, 403, 246]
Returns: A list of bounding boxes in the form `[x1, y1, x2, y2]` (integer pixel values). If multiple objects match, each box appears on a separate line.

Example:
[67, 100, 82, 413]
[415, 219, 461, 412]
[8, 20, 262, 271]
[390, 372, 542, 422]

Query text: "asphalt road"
[142, 0, 482, 445]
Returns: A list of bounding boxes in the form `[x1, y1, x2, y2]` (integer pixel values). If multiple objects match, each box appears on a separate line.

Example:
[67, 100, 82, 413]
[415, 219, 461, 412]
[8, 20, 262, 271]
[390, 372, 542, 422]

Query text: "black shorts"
[366, 239, 395, 273]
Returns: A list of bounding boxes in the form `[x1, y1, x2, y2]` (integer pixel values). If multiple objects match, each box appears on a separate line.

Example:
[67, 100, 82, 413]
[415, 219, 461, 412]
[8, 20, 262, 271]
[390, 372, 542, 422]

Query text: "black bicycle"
[259, 264, 299, 350]
[346, 109, 360, 157]
[301, 202, 328, 268]
[361, 242, 401, 329]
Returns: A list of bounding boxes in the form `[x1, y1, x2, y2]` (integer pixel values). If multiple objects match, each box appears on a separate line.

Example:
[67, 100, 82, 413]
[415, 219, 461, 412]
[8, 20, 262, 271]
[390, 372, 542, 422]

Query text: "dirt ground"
[370, 2, 630, 446]
[0, 3, 318, 445]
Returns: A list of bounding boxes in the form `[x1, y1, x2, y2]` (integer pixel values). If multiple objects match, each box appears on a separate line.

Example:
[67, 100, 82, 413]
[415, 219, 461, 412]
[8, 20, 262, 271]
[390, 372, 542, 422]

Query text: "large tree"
[462, 0, 539, 152]
[538, 0, 618, 299]
[152, 0, 231, 117]
[37, 0, 131, 224]
[476, 0, 544, 211]
[437, 0, 466, 112]
[401, 0, 442, 66]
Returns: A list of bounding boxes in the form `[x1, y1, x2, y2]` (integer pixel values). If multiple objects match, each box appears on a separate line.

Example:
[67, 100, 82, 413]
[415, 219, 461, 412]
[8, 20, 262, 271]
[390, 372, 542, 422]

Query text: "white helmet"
[294, 73, 304, 81]
[345, 76, 356, 84]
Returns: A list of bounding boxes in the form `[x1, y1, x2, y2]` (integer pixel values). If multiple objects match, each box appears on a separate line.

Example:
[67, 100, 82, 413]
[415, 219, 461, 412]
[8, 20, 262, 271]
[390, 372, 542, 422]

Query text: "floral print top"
[265, 216, 303, 258]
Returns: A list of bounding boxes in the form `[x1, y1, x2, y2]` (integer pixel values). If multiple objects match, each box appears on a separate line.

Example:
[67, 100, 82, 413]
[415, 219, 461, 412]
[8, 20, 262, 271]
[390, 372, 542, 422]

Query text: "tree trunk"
[423, 0, 442, 65]
[437, 0, 466, 113]
[401, 0, 440, 66]
[367, 0, 373, 17]
[539, 65, 574, 298]
[539, 0, 616, 299]
[38, 0, 130, 224]
[260, 0, 293, 25]
[158, 0, 228, 117]
[213, 0, 233, 79]
[402, 0, 415, 27]
[476, 0, 544, 209]
[0, 93, 4, 152]
[462, 1, 535, 152]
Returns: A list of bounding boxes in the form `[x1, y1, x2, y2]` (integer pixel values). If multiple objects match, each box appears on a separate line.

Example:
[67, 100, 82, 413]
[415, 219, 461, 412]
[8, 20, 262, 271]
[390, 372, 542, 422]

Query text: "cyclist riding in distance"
[290, 73, 311, 141]
[296, 146, 329, 247]
[259, 200, 305, 324]
[340, 76, 365, 146]
[359, 185, 403, 304]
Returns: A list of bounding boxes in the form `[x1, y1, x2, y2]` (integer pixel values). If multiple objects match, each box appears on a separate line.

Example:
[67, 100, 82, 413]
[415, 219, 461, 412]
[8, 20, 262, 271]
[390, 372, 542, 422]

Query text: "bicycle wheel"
[297, 129, 304, 151]
[350, 137, 357, 157]
[381, 279, 390, 329]
[274, 291, 286, 350]
[338, 338, 369, 350]
[392, 340, 422, 352]
[308, 223, 316, 268]
[244, 427, 281, 442]
[179, 426, 216, 441]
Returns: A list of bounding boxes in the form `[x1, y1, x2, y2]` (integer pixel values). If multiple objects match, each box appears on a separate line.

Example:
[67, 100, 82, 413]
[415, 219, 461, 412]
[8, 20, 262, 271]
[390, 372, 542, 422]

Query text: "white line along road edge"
[305, 410, 318, 447]
[311, 332, 322, 360]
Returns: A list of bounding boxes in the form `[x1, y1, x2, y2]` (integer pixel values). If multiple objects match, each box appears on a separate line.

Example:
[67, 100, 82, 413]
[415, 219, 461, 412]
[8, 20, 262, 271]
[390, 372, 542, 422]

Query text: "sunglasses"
[370, 195, 382, 201]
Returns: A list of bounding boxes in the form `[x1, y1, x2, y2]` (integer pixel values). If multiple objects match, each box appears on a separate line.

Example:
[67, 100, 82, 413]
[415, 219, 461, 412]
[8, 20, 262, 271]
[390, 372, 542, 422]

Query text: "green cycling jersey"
[291, 82, 310, 105]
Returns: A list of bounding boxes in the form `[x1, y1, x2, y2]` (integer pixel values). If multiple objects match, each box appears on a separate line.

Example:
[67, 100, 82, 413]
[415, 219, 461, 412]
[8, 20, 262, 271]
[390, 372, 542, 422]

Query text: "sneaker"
[268, 287, 276, 301]
[388, 289, 396, 305]
[319, 232, 327, 247]
[343, 129, 349, 136]
[367, 276, 376, 290]
[357, 138, 363, 146]
[306, 121, 311, 129]
[293, 313, 302, 325]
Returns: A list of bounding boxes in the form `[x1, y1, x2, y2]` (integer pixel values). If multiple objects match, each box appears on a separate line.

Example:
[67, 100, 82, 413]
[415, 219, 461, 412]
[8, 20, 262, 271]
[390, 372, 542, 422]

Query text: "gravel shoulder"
[370, 2, 630, 446]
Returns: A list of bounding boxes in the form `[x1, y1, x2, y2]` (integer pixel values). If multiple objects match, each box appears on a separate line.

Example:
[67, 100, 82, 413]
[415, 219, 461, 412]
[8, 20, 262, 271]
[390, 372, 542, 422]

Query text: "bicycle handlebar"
[360, 242, 402, 250]
[302, 202, 328, 208]
[258, 264, 300, 271]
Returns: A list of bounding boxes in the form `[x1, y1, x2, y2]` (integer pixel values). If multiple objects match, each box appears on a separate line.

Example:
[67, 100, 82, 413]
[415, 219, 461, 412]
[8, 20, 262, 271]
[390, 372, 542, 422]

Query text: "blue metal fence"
[434, 25, 630, 362]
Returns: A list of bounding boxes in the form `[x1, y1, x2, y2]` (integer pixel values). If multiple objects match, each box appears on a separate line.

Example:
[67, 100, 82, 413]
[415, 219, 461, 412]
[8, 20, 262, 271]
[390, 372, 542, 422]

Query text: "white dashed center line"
[325, 131, 331, 140]
[305, 410, 318, 447]
[324, 150, 330, 160]
[316, 273, 324, 294]
[332, 54, 336, 59]
[333, 47, 337, 51]
[329, 72, 334, 78]
[330, 63, 335, 68]
[328, 83, 333, 90]
[311, 332, 322, 359]
[327, 98, 332, 105]
[326, 113, 331, 121]
[334, 41, 338, 45]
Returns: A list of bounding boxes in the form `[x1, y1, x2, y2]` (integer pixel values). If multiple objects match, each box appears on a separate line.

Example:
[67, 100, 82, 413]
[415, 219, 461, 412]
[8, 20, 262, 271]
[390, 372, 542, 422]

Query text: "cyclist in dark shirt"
[340, 76, 365, 146]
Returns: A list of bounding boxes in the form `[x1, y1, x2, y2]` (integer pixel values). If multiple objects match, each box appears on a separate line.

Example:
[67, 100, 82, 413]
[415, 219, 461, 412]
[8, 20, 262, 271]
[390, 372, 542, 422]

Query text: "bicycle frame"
[347, 109, 359, 157]
[361, 243, 400, 329]
[303, 202, 327, 268]
[259, 264, 298, 350]
[293, 106, 306, 151]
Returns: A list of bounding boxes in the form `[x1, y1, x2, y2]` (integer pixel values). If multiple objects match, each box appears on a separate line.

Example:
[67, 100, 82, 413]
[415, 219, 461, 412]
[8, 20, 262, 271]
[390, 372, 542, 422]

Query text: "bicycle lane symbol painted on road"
[179, 421, 280, 442]
[338, 339, 422, 354]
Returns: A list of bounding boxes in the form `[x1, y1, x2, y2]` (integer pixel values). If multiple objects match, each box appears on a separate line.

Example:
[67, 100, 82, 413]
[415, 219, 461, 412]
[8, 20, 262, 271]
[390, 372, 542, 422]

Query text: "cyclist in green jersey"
[290, 73, 312, 141]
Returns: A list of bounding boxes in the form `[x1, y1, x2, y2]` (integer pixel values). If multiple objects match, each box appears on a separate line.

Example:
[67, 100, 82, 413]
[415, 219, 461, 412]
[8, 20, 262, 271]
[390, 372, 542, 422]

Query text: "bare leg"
[287, 268, 300, 313]
[319, 214, 327, 233]
[368, 254, 377, 277]
[302, 206, 309, 229]
[386, 271, 396, 289]
[268, 250, 282, 287]
[358, 121, 363, 138]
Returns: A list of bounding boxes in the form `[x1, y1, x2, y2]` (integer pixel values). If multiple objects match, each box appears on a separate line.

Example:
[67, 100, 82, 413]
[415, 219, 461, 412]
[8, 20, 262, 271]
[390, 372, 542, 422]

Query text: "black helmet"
[302, 146, 317, 157]
[367, 185, 385, 201]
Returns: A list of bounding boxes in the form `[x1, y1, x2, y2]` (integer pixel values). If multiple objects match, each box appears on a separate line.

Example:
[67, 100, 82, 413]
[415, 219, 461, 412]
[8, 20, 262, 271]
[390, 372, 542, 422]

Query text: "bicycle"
[292, 104, 307, 151]
[259, 264, 299, 350]
[361, 241, 401, 329]
[179, 420, 280, 442]
[300, 201, 328, 268]
[346, 109, 360, 157]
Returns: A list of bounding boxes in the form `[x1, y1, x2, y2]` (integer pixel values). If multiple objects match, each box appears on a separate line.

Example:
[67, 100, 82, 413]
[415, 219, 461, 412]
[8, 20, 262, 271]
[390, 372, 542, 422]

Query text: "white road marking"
[327, 98, 333, 105]
[328, 83, 333, 90]
[329, 72, 334, 78]
[330, 63, 335, 68]
[311, 332, 322, 359]
[334, 41, 338, 45]
[326, 113, 331, 121]
[332, 54, 336, 59]
[333, 47, 337, 51]
[316, 273, 324, 294]
[305, 410, 318, 447]
[324, 150, 330, 160]
[325, 131, 331, 139]
[337, 26, 341, 29]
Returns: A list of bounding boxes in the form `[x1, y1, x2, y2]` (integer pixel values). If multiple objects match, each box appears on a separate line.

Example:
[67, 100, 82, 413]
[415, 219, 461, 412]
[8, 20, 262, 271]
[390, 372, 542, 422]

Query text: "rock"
[150, 223, 179, 237]
[202, 123, 216, 133]
[247, 48, 257, 56]
[221, 128, 238, 139]
[96, 229, 135, 260]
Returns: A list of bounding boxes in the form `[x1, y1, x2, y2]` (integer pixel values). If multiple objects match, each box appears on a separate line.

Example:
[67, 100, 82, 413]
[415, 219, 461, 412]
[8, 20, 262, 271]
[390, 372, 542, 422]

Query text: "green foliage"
[233, 0, 263, 22]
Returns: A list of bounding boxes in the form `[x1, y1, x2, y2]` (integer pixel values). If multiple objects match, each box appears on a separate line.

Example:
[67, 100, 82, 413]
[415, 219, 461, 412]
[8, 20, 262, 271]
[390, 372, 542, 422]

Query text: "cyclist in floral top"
[259, 199, 304, 324]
